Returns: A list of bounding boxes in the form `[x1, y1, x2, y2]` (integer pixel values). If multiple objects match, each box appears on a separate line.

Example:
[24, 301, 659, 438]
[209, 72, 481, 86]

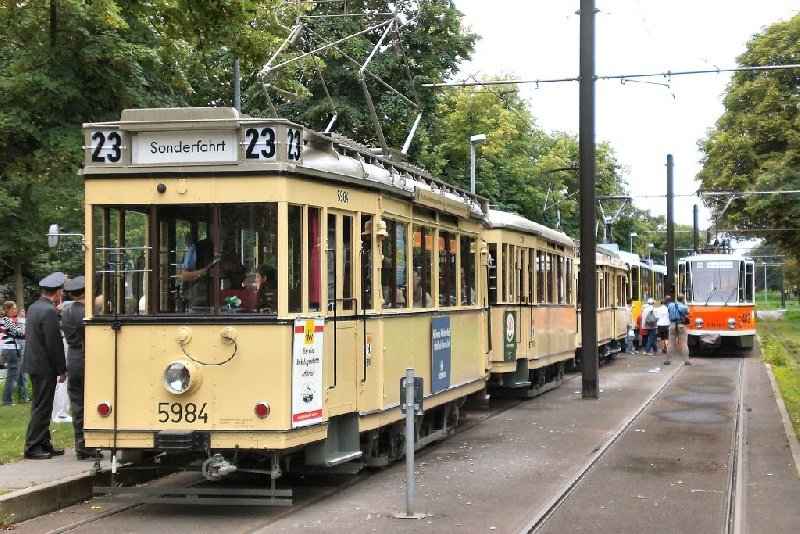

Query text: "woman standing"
[1, 301, 28, 405]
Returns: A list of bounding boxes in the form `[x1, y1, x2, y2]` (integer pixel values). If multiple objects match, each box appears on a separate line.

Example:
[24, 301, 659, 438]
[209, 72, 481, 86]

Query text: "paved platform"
[1, 348, 798, 531]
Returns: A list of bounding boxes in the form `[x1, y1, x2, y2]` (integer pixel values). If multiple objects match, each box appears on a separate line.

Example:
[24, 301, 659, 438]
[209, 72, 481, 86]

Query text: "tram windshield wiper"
[723, 286, 739, 306]
[705, 287, 717, 305]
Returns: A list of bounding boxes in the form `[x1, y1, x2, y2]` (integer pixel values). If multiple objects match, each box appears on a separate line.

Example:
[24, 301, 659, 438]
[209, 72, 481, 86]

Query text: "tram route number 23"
[158, 402, 208, 423]
[244, 126, 302, 161]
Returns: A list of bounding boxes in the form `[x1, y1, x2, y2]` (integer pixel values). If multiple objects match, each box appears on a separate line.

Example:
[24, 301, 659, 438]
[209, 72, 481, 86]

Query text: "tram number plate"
[157, 402, 208, 424]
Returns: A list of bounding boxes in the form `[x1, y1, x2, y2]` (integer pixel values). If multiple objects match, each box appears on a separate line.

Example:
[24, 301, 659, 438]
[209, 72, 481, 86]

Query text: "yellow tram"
[82, 108, 490, 491]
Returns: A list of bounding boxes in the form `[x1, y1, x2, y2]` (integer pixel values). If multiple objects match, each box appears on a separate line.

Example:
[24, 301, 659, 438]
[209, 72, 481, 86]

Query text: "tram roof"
[680, 253, 751, 262]
[83, 107, 488, 220]
[485, 209, 574, 248]
[597, 243, 643, 267]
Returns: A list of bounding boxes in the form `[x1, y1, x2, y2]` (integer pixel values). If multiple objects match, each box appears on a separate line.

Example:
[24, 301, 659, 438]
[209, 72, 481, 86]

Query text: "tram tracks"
[517, 361, 685, 533]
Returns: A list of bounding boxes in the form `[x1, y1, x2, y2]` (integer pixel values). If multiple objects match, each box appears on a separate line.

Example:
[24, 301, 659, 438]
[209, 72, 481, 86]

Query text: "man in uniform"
[61, 276, 102, 460]
[23, 272, 68, 460]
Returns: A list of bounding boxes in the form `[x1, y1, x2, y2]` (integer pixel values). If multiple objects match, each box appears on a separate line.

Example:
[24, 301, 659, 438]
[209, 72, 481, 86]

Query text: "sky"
[452, 1, 799, 229]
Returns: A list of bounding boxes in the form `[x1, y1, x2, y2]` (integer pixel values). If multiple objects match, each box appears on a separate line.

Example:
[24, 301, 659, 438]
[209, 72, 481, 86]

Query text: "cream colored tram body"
[81, 108, 488, 481]
[575, 247, 630, 365]
[481, 211, 578, 396]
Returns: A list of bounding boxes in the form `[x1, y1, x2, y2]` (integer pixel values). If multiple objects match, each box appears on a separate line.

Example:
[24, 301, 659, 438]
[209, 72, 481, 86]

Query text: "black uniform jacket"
[23, 296, 67, 377]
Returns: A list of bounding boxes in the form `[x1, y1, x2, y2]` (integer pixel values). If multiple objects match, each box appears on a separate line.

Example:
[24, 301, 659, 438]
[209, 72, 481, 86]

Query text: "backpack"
[644, 308, 657, 328]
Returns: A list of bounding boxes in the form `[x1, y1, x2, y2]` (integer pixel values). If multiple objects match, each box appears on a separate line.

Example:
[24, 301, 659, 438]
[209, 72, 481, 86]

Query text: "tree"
[697, 14, 800, 261]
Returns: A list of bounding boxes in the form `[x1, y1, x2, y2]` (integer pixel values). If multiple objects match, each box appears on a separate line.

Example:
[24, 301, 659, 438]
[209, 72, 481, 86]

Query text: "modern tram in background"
[78, 107, 631, 502]
[678, 253, 756, 353]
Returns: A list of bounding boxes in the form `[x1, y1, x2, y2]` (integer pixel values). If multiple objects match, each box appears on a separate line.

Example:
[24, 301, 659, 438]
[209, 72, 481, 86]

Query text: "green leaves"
[698, 14, 800, 261]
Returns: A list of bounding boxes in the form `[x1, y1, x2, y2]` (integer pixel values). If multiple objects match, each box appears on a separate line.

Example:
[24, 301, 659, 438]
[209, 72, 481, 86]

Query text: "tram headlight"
[727, 318, 737, 329]
[694, 317, 704, 329]
[163, 359, 202, 395]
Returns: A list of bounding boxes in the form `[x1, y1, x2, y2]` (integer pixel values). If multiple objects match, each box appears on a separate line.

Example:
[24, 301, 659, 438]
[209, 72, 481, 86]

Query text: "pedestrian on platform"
[624, 298, 637, 354]
[1, 301, 27, 405]
[641, 298, 658, 354]
[23, 272, 68, 460]
[655, 296, 672, 354]
[61, 276, 102, 460]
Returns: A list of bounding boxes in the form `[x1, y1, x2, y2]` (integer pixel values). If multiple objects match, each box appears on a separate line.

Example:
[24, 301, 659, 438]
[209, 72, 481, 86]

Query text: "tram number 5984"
[158, 402, 208, 423]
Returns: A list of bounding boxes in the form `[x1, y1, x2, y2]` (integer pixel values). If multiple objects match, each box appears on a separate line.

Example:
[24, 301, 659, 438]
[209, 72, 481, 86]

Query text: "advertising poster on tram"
[431, 316, 451, 393]
[504, 310, 517, 361]
[292, 318, 325, 428]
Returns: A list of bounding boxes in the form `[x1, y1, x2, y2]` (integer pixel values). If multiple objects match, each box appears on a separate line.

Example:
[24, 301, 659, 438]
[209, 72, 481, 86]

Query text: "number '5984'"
[158, 402, 208, 423]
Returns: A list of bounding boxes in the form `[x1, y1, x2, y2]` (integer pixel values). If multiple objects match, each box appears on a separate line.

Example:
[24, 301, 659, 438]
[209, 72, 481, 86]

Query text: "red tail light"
[254, 402, 271, 419]
[97, 401, 112, 417]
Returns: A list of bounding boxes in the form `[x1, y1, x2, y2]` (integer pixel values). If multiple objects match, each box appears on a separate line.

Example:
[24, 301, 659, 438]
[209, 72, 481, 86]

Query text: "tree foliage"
[697, 14, 800, 260]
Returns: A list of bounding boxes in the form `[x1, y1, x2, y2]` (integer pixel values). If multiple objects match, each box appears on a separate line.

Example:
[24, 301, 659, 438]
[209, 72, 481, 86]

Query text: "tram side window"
[439, 231, 456, 307]
[546, 252, 555, 304]
[557, 255, 565, 304]
[381, 219, 407, 308]
[745, 262, 754, 302]
[536, 250, 545, 303]
[738, 261, 746, 303]
[360, 214, 374, 310]
[631, 266, 641, 301]
[460, 236, 476, 305]
[566, 258, 574, 304]
[412, 224, 434, 308]
[488, 243, 498, 305]
[92, 206, 150, 316]
[288, 205, 303, 313]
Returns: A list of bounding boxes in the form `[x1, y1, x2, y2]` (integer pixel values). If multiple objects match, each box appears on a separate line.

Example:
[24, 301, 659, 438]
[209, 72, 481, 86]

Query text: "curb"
[0, 471, 98, 524]
[764, 362, 800, 479]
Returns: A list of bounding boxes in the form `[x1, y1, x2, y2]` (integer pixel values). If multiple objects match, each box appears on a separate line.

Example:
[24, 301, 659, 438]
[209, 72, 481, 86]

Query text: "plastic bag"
[52, 379, 72, 423]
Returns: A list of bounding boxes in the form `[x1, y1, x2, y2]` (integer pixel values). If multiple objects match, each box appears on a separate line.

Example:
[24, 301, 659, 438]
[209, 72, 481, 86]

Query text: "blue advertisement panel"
[431, 316, 452, 393]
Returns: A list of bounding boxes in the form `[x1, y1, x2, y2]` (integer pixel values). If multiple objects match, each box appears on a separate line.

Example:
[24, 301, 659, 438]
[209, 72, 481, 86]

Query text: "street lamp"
[647, 243, 654, 260]
[469, 134, 486, 194]
[629, 232, 637, 253]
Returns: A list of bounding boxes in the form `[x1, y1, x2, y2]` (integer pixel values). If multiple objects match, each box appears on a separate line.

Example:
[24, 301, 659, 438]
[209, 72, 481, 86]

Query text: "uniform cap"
[39, 272, 66, 289]
[64, 276, 86, 292]
[646, 298, 654, 304]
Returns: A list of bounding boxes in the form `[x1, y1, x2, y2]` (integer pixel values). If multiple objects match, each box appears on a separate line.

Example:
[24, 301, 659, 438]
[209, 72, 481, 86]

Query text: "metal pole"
[764, 264, 768, 304]
[693, 204, 699, 253]
[405, 367, 415, 516]
[666, 154, 675, 297]
[579, 0, 598, 399]
[781, 264, 785, 308]
[233, 57, 241, 112]
[470, 142, 476, 194]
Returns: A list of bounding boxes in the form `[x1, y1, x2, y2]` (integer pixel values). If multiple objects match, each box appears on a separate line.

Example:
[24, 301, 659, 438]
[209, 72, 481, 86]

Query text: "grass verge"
[0, 383, 74, 465]
[758, 310, 800, 440]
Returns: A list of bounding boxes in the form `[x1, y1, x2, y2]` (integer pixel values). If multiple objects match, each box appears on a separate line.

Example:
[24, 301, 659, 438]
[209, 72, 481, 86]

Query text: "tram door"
[324, 212, 358, 416]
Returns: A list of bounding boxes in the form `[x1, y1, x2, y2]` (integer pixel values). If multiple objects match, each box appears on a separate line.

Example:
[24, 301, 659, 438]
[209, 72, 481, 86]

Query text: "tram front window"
[688, 260, 739, 303]
[92, 203, 279, 316]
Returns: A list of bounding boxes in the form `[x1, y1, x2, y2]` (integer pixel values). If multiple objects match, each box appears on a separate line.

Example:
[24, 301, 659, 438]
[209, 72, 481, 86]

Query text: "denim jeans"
[2, 347, 21, 404]
[644, 330, 658, 354]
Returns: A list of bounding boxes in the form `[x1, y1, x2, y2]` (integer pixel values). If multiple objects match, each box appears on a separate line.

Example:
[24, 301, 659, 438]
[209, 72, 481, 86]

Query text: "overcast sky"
[452, 1, 799, 228]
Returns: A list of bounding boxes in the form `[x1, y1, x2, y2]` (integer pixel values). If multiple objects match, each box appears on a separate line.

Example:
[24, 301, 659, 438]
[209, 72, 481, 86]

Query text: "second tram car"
[678, 253, 756, 353]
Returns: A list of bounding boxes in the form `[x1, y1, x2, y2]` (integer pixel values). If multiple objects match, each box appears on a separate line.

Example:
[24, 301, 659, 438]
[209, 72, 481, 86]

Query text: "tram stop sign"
[400, 377, 424, 415]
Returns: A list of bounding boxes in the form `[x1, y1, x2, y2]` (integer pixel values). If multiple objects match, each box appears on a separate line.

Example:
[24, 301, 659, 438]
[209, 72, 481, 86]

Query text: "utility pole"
[666, 155, 675, 296]
[579, 0, 598, 399]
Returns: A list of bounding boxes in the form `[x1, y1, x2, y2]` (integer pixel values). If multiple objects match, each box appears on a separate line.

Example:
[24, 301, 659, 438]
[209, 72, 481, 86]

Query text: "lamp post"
[647, 243, 654, 260]
[469, 134, 486, 194]
[629, 232, 637, 253]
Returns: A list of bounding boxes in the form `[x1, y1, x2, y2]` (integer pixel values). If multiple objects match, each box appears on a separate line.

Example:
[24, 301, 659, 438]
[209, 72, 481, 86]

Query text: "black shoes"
[42, 443, 65, 456]
[76, 449, 104, 461]
[24, 448, 52, 460]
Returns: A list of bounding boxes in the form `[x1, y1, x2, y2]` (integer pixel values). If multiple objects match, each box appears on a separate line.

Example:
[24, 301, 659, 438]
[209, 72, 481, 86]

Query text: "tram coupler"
[201, 453, 238, 480]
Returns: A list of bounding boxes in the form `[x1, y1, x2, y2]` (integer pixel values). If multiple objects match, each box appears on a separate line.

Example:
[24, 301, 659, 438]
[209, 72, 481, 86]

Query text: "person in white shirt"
[654, 296, 672, 353]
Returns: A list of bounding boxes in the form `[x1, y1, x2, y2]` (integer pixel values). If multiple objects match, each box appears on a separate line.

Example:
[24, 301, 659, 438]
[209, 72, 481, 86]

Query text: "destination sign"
[132, 130, 238, 165]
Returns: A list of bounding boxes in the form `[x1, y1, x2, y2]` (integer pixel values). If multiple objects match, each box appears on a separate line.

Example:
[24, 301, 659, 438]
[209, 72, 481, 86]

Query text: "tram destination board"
[84, 108, 303, 168]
